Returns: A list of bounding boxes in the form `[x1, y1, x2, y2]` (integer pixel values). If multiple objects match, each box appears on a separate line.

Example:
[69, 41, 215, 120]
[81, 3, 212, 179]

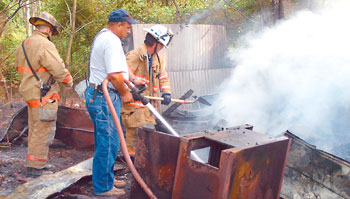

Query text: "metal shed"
[127, 24, 232, 111]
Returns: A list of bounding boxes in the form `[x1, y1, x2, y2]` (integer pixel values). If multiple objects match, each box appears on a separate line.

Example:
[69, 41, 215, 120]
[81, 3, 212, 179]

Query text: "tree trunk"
[172, 0, 180, 24]
[31, 0, 40, 33]
[0, 1, 27, 40]
[0, 1, 29, 101]
[0, 69, 10, 101]
[24, 0, 31, 37]
[62, 0, 77, 105]
[65, 0, 77, 68]
[0, 52, 12, 101]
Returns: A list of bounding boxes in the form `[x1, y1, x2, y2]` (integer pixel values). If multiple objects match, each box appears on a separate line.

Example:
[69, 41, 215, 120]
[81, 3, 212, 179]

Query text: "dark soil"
[0, 96, 133, 199]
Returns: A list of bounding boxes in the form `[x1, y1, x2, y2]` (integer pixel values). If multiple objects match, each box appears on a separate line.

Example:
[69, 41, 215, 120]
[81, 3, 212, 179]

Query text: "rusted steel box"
[131, 125, 290, 199]
[130, 127, 182, 199]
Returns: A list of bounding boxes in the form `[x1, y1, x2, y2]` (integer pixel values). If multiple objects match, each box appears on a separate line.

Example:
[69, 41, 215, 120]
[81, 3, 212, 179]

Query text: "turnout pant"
[26, 104, 57, 169]
[125, 127, 137, 154]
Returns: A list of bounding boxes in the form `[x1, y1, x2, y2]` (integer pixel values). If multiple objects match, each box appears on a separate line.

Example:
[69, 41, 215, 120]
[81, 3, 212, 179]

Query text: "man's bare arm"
[108, 72, 133, 102]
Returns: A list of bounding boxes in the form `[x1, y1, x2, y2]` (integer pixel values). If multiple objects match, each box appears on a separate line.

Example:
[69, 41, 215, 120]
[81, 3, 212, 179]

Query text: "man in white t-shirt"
[84, 9, 137, 197]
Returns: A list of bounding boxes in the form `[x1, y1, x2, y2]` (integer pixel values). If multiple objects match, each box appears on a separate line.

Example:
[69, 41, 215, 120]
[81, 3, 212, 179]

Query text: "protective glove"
[131, 90, 142, 101]
[161, 93, 171, 105]
[131, 84, 147, 101]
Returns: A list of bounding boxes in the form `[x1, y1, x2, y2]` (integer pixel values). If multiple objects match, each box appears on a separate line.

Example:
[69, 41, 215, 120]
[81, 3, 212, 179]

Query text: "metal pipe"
[102, 79, 157, 199]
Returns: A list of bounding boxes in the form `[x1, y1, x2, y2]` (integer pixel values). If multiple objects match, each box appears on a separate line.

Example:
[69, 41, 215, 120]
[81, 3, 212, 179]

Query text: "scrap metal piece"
[0, 105, 27, 142]
[162, 89, 194, 117]
[172, 129, 290, 199]
[192, 95, 212, 106]
[130, 128, 181, 199]
[5, 158, 127, 199]
[6, 158, 93, 199]
[132, 125, 289, 199]
[281, 131, 350, 199]
[0, 106, 94, 149]
[55, 106, 94, 149]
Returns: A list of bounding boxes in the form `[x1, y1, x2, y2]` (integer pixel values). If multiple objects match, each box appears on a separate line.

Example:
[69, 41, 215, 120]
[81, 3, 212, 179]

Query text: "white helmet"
[144, 25, 173, 48]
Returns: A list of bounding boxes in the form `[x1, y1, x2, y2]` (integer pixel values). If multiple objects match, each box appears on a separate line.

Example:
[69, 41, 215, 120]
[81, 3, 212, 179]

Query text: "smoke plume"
[214, 1, 350, 160]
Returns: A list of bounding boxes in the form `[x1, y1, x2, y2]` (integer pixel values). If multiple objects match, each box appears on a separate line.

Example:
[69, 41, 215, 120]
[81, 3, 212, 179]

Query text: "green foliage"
[0, 0, 276, 96]
[0, 1, 27, 88]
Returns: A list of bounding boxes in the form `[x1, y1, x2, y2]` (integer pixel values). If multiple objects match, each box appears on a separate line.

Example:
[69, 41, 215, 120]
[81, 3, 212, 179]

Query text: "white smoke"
[187, 1, 223, 24]
[214, 1, 350, 159]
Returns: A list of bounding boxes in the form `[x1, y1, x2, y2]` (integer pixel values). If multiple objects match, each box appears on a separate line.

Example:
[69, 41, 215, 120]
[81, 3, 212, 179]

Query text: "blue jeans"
[85, 87, 121, 193]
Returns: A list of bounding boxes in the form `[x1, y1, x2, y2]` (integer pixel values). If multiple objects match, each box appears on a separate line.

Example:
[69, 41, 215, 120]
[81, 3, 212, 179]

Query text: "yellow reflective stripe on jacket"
[160, 86, 170, 92]
[160, 84, 171, 92]
[159, 73, 168, 80]
[152, 86, 159, 92]
[135, 75, 150, 84]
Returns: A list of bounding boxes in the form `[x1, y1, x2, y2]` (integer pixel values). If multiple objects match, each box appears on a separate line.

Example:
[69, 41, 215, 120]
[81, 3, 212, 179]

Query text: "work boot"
[114, 179, 126, 188]
[26, 167, 53, 178]
[43, 163, 55, 170]
[94, 187, 125, 196]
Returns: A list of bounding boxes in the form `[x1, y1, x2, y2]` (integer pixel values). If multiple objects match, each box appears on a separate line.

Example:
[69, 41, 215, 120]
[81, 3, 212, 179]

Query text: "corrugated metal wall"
[131, 24, 232, 111]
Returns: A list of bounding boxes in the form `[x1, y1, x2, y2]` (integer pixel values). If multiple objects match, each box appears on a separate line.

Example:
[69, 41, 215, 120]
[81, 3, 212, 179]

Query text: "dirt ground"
[0, 95, 133, 199]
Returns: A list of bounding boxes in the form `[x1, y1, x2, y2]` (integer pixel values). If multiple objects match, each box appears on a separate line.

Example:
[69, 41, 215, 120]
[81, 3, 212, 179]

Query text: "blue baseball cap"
[108, 9, 138, 24]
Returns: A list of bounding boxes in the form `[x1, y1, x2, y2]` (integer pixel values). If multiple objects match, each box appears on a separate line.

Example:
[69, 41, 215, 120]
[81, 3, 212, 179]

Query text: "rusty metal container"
[131, 125, 290, 199]
[130, 128, 182, 199]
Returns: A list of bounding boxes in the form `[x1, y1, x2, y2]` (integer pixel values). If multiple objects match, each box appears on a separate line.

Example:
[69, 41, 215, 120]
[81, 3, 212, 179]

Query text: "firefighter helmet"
[29, 12, 60, 35]
[144, 25, 173, 48]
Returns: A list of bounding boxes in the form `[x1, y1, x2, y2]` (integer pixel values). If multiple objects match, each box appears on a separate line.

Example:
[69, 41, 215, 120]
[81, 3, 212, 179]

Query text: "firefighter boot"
[26, 167, 53, 178]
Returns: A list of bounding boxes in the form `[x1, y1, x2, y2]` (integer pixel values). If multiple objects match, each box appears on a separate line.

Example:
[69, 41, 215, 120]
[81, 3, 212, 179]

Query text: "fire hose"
[102, 79, 157, 199]
[102, 78, 203, 199]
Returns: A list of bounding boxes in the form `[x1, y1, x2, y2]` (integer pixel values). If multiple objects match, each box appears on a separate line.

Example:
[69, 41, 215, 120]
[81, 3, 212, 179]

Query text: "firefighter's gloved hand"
[137, 84, 147, 93]
[131, 85, 147, 101]
[161, 93, 171, 105]
[131, 90, 142, 101]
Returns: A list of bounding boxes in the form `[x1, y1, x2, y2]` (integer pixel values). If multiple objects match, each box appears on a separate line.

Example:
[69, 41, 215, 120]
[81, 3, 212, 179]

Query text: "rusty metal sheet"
[0, 105, 28, 142]
[5, 158, 127, 199]
[281, 131, 350, 199]
[6, 158, 93, 199]
[56, 106, 94, 149]
[1, 106, 94, 149]
[172, 129, 290, 199]
[130, 128, 181, 199]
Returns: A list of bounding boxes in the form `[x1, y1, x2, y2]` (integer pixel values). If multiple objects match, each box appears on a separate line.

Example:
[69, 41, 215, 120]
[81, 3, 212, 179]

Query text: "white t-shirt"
[89, 28, 129, 88]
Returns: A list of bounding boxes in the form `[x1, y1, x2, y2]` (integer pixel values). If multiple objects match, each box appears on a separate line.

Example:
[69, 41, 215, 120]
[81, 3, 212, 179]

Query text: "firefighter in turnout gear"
[122, 25, 174, 155]
[15, 12, 73, 178]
